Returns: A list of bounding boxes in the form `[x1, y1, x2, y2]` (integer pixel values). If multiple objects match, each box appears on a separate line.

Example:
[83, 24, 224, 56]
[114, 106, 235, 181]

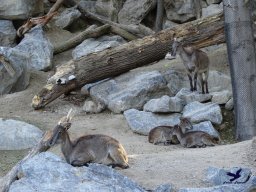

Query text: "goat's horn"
[66, 108, 75, 121]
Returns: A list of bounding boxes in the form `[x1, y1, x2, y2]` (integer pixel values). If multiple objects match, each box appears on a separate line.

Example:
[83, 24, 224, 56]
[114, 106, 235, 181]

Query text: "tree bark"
[32, 12, 225, 109]
[155, 0, 164, 32]
[223, 0, 256, 141]
[54, 24, 111, 54]
[0, 131, 53, 192]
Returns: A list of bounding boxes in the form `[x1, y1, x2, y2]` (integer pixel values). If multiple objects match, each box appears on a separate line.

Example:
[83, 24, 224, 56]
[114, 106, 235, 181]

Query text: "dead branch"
[32, 12, 224, 109]
[0, 54, 15, 77]
[77, 5, 154, 37]
[54, 24, 111, 54]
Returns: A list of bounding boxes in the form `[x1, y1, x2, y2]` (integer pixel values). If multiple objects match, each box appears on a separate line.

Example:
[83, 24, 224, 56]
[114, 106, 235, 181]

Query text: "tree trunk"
[32, 12, 225, 109]
[155, 0, 164, 32]
[223, 0, 256, 141]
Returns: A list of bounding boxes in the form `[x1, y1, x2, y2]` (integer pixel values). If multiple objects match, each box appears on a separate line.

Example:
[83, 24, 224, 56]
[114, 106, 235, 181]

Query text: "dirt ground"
[0, 40, 255, 191]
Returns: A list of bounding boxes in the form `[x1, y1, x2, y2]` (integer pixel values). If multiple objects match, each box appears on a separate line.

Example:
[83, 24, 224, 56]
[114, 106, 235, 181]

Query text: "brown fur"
[49, 125, 129, 169]
[172, 125, 219, 148]
[148, 117, 193, 145]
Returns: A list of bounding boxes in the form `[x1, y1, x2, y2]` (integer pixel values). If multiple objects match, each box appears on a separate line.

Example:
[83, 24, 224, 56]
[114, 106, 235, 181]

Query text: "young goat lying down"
[171, 118, 220, 148]
[148, 117, 193, 145]
[49, 110, 129, 169]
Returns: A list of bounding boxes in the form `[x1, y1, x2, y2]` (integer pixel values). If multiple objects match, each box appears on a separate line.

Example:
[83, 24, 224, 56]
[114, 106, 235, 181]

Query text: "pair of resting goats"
[148, 117, 220, 148]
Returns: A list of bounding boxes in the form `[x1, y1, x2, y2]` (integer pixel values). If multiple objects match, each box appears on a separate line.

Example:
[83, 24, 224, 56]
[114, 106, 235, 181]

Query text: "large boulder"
[0, 0, 44, 20]
[9, 152, 146, 192]
[15, 26, 53, 71]
[182, 101, 223, 125]
[0, 47, 30, 94]
[72, 35, 126, 60]
[90, 71, 170, 113]
[189, 121, 220, 139]
[202, 2, 223, 18]
[124, 109, 181, 135]
[143, 95, 184, 113]
[55, 7, 81, 29]
[96, 0, 124, 22]
[0, 118, 43, 150]
[118, 0, 156, 24]
[211, 90, 232, 105]
[0, 20, 16, 47]
[164, 0, 196, 23]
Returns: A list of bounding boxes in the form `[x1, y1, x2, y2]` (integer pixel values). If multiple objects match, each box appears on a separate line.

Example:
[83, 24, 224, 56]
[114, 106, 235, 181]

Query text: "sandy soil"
[0, 39, 255, 191]
[0, 68, 255, 191]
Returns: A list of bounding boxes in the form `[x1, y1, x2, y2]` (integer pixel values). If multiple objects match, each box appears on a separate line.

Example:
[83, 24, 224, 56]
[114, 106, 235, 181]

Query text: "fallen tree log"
[32, 12, 225, 109]
[54, 24, 110, 54]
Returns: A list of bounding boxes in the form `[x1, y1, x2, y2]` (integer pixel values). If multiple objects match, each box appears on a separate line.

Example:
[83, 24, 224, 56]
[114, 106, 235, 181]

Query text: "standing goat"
[148, 117, 193, 145]
[49, 110, 129, 169]
[171, 38, 210, 94]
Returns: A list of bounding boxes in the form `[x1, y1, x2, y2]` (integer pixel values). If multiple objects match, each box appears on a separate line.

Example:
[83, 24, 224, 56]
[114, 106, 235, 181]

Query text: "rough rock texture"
[206, 0, 222, 4]
[164, 70, 231, 95]
[78, 0, 97, 13]
[189, 121, 220, 139]
[143, 95, 184, 113]
[225, 97, 234, 110]
[0, 47, 30, 94]
[211, 90, 232, 105]
[153, 184, 173, 192]
[81, 78, 110, 96]
[16, 26, 53, 71]
[96, 0, 124, 22]
[0, 118, 43, 150]
[0, 0, 44, 20]
[90, 71, 170, 113]
[118, 0, 156, 24]
[72, 35, 126, 60]
[175, 88, 212, 105]
[202, 2, 223, 18]
[182, 101, 223, 125]
[82, 99, 106, 113]
[124, 109, 181, 135]
[55, 7, 81, 29]
[206, 166, 252, 185]
[9, 152, 145, 192]
[164, 0, 196, 23]
[0, 20, 16, 47]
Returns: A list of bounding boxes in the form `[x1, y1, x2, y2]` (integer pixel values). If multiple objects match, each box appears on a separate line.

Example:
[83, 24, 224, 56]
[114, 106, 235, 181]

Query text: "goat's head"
[171, 38, 182, 57]
[49, 109, 74, 146]
[179, 117, 193, 131]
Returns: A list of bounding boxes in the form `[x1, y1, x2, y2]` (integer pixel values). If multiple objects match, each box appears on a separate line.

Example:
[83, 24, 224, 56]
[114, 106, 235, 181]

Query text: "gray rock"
[10, 152, 145, 192]
[78, 1, 96, 13]
[182, 101, 223, 125]
[72, 35, 126, 59]
[81, 78, 110, 96]
[0, 118, 43, 150]
[176, 88, 212, 105]
[202, 3, 223, 18]
[225, 97, 234, 110]
[189, 121, 220, 139]
[0, 20, 16, 47]
[55, 7, 81, 29]
[154, 184, 173, 192]
[96, 0, 124, 22]
[206, 0, 222, 4]
[211, 90, 232, 105]
[164, 0, 196, 23]
[82, 99, 106, 113]
[124, 109, 181, 135]
[206, 166, 252, 185]
[143, 95, 184, 113]
[0, 47, 30, 94]
[0, 0, 44, 20]
[163, 20, 179, 29]
[164, 70, 231, 95]
[90, 71, 169, 113]
[118, 0, 156, 24]
[165, 52, 176, 60]
[16, 26, 53, 71]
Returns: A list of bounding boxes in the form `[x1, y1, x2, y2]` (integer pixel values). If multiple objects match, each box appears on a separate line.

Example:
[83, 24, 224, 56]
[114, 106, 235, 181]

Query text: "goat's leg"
[193, 72, 198, 91]
[204, 71, 209, 93]
[198, 74, 205, 94]
[108, 148, 129, 169]
[187, 74, 193, 92]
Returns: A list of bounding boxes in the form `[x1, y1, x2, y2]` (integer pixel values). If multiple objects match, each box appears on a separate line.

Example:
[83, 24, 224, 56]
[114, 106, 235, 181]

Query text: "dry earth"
[0, 37, 256, 191]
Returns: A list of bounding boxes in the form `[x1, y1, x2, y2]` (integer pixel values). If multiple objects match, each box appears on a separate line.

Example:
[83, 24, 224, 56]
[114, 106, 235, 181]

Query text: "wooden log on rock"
[32, 12, 225, 109]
